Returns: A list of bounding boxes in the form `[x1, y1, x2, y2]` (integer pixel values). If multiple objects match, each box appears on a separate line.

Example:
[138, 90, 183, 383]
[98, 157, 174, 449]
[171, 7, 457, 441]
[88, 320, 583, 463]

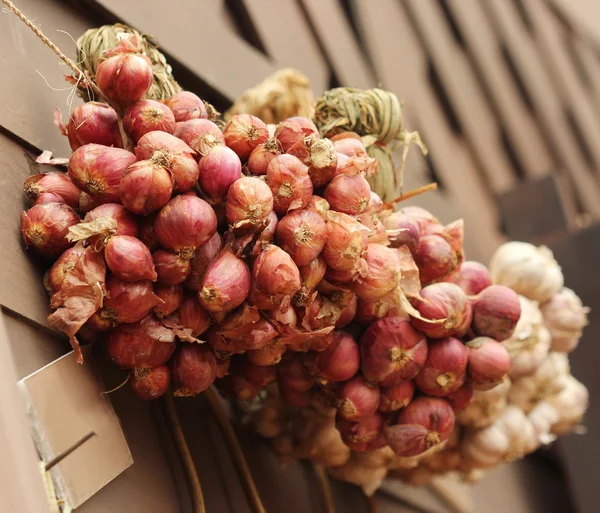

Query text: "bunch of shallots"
[20, 34, 588, 494]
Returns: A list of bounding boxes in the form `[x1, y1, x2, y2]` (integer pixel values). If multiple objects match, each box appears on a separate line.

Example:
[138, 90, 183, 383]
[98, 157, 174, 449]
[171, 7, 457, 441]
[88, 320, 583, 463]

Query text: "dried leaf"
[147, 316, 200, 343]
[48, 244, 106, 363]
[396, 246, 421, 299]
[36, 150, 70, 167]
[394, 287, 445, 325]
[53, 108, 68, 136]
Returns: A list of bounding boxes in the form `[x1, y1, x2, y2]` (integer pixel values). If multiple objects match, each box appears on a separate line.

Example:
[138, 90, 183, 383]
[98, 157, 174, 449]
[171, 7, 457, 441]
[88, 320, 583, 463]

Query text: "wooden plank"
[85, 0, 328, 100]
[0, 0, 92, 154]
[300, 0, 376, 89]
[353, 0, 504, 263]
[404, 0, 517, 194]
[524, 0, 600, 172]
[0, 132, 56, 328]
[0, 311, 51, 513]
[447, 0, 554, 179]
[550, 0, 600, 42]
[569, 37, 600, 124]
[483, 0, 600, 218]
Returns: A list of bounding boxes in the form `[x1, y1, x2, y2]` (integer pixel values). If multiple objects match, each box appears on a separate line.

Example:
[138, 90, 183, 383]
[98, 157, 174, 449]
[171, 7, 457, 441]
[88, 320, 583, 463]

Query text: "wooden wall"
[2, 0, 600, 512]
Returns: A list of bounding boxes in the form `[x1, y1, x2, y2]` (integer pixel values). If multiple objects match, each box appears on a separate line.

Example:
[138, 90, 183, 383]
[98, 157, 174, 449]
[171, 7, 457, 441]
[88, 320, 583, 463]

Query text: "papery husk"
[457, 377, 511, 429]
[547, 375, 589, 435]
[48, 243, 106, 363]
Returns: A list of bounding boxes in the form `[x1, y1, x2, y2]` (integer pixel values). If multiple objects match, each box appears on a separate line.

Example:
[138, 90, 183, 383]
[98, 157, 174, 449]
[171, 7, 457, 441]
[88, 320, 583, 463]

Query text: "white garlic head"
[508, 352, 570, 412]
[328, 454, 388, 495]
[489, 242, 564, 303]
[504, 296, 551, 378]
[457, 376, 511, 429]
[547, 375, 589, 436]
[541, 288, 589, 353]
[528, 401, 559, 447]
[461, 406, 536, 469]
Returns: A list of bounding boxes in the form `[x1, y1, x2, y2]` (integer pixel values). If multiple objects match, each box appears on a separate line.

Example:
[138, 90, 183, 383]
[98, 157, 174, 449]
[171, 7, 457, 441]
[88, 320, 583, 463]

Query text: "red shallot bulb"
[198, 145, 242, 204]
[105, 235, 157, 281]
[223, 114, 269, 161]
[276, 209, 327, 267]
[99, 277, 162, 326]
[66, 102, 122, 149]
[247, 138, 282, 176]
[34, 193, 64, 205]
[68, 144, 136, 203]
[250, 245, 301, 309]
[247, 338, 287, 366]
[336, 294, 357, 328]
[414, 337, 468, 397]
[226, 176, 273, 229]
[177, 296, 212, 336]
[130, 365, 170, 400]
[74, 155, 131, 207]
[324, 174, 371, 215]
[331, 132, 367, 157]
[155, 194, 217, 259]
[174, 119, 224, 156]
[44, 245, 85, 295]
[336, 412, 384, 451]
[360, 317, 428, 386]
[447, 385, 474, 411]
[120, 160, 174, 215]
[277, 354, 314, 393]
[411, 283, 473, 339]
[215, 357, 231, 378]
[96, 45, 153, 106]
[401, 206, 439, 233]
[306, 195, 330, 217]
[275, 117, 319, 152]
[382, 212, 421, 255]
[379, 381, 415, 413]
[261, 210, 279, 243]
[293, 256, 327, 307]
[138, 215, 159, 251]
[164, 91, 208, 122]
[85, 203, 138, 239]
[198, 247, 250, 313]
[355, 298, 396, 325]
[153, 250, 192, 285]
[323, 211, 369, 271]
[24, 172, 81, 209]
[306, 331, 360, 383]
[384, 397, 455, 457]
[337, 375, 380, 421]
[353, 244, 400, 301]
[471, 285, 521, 341]
[368, 192, 383, 211]
[186, 232, 224, 290]
[107, 318, 175, 369]
[124, 99, 176, 142]
[21, 203, 78, 258]
[325, 266, 362, 284]
[415, 235, 458, 284]
[135, 131, 199, 192]
[153, 284, 184, 318]
[466, 337, 511, 389]
[447, 261, 492, 296]
[287, 135, 337, 187]
[267, 154, 313, 215]
[171, 345, 217, 397]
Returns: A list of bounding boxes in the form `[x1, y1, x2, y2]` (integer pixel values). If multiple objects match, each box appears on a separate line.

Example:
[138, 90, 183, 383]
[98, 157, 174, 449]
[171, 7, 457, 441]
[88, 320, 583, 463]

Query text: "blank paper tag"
[18, 348, 133, 509]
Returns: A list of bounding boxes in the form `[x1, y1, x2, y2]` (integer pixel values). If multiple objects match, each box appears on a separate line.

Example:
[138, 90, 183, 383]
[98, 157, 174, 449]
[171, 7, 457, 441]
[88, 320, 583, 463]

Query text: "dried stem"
[204, 387, 267, 513]
[386, 182, 438, 207]
[364, 491, 379, 513]
[162, 394, 206, 513]
[314, 464, 336, 513]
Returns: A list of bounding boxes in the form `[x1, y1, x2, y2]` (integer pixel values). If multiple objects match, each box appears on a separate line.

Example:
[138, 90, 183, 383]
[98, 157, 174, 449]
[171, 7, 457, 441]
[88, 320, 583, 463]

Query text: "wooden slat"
[404, 0, 517, 194]
[0, 0, 92, 154]
[550, 0, 600, 42]
[483, 0, 600, 218]
[447, 0, 554, 179]
[300, 0, 376, 89]
[353, 0, 504, 263]
[569, 36, 600, 123]
[524, 0, 600, 172]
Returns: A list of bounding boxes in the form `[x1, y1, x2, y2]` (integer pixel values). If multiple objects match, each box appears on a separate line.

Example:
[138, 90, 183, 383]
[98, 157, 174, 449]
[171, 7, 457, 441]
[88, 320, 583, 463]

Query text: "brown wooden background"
[2, 1, 600, 512]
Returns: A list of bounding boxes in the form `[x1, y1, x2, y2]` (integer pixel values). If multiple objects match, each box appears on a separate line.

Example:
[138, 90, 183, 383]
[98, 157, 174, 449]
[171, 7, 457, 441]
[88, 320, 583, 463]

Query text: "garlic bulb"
[489, 242, 563, 303]
[328, 454, 388, 495]
[457, 376, 511, 429]
[252, 396, 288, 438]
[462, 406, 536, 468]
[528, 401, 559, 446]
[547, 375, 589, 436]
[504, 296, 551, 378]
[541, 288, 589, 353]
[295, 410, 351, 468]
[508, 352, 569, 412]
[388, 466, 435, 486]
